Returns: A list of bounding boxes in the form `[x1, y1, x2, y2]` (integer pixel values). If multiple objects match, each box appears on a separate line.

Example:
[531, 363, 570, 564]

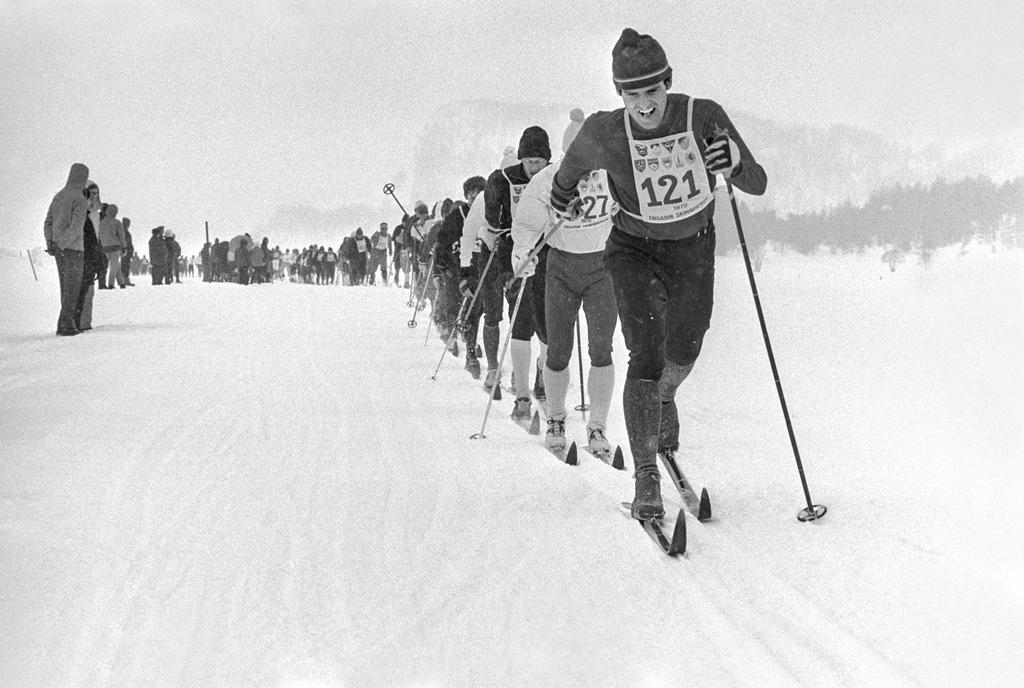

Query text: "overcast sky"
[2, 0, 1021, 251]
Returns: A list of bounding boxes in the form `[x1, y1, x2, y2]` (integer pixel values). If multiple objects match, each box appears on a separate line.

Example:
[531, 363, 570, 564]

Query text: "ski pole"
[383, 182, 411, 216]
[573, 317, 589, 415]
[27, 249, 38, 282]
[429, 295, 472, 380]
[408, 255, 435, 328]
[724, 177, 826, 522]
[470, 277, 528, 439]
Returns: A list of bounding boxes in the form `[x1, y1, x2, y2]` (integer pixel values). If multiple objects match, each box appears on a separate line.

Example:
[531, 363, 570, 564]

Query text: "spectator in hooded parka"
[43, 162, 90, 336]
[98, 203, 127, 288]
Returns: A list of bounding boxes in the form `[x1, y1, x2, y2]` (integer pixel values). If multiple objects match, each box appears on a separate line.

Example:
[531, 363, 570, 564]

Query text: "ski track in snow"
[1, 245, 1022, 688]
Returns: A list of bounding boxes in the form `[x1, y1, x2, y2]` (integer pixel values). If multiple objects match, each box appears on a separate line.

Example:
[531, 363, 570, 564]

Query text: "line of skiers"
[408, 28, 766, 521]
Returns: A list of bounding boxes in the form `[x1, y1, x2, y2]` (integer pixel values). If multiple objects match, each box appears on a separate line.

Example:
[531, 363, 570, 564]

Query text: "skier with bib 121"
[551, 28, 767, 520]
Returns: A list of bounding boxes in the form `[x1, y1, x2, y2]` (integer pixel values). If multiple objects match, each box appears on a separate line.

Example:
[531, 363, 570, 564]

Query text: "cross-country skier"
[479, 126, 552, 401]
[434, 176, 487, 370]
[512, 110, 618, 456]
[550, 29, 767, 519]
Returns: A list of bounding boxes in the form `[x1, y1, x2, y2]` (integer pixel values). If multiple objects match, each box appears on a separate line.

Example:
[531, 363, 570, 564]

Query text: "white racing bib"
[623, 98, 713, 224]
[564, 169, 615, 232]
[503, 169, 529, 220]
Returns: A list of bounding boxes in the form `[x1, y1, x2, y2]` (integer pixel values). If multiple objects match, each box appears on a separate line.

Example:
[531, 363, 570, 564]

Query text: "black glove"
[45, 241, 58, 256]
[459, 266, 477, 297]
[704, 134, 742, 176]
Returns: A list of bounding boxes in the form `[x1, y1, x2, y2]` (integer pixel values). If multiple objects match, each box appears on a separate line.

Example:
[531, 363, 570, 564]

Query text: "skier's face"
[521, 157, 548, 179]
[622, 82, 668, 130]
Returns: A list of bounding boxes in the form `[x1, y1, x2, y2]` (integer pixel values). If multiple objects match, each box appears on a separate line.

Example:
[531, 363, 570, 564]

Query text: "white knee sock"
[588, 363, 615, 430]
[510, 339, 532, 399]
[543, 365, 571, 421]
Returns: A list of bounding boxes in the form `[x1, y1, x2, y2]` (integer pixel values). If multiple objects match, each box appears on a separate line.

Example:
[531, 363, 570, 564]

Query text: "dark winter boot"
[482, 323, 500, 371]
[632, 466, 664, 520]
[464, 350, 481, 379]
[624, 378, 664, 519]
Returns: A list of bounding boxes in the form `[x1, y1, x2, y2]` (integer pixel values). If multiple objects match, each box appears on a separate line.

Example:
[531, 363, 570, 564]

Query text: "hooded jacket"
[44, 163, 90, 251]
[98, 204, 126, 250]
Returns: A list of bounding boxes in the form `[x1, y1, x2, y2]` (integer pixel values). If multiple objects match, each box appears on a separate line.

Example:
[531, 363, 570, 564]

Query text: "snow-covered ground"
[1, 240, 1022, 687]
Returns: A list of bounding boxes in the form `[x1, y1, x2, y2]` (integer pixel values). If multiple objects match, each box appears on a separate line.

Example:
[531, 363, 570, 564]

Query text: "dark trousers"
[121, 253, 132, 282]
[152, 264, 165, 285]
[603, 225, 716, 380]
[545, 248, 617, 371]
[506, 245, 549, 343]
[480, 244, 506, 327]
[353, 256, 368, 284]
[55, 249, 84, 334]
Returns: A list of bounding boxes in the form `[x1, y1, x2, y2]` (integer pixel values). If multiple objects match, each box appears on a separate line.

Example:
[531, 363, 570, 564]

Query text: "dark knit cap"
[517, 126, 551, 161]
[612, 28, 672, 92]
[463, 175, 486, 197]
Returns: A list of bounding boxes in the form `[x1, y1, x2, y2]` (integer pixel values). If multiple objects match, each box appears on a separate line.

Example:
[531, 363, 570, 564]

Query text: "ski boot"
[587, 425, 611, 457]
[511, 396, 532, 422]
[483, 368, 502, 399]
[545, 416, 566, 453]
[632, 466, 665, 520]
[464, 350, 481, 379]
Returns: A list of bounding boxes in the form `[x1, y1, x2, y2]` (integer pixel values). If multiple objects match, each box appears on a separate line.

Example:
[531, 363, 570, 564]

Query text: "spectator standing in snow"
[164, 230, 182, 284]
[149, 226, 168, 285]
[76, 182, 105, 330]
[43, 163, 90, 336]
[98, 203, 127, 288]
[121, 217, 136, 286]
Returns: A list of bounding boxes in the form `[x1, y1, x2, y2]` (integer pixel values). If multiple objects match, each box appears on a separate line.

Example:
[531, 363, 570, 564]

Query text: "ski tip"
[698, 488, 712, 522]
[565, 442, 578, 466]
[528, 410, 540, 435]
[493, 386, 502, 401]
[612, 445, 625, 471]
[669, 508, 687, 555]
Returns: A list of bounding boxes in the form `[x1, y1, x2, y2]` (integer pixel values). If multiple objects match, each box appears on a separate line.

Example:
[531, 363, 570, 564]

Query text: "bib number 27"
[640, 171, 700, 207]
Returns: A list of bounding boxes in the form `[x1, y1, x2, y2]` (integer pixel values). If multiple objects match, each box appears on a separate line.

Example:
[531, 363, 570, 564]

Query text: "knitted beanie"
[612, 28, 672, 92]
[517, 126, 551, 161]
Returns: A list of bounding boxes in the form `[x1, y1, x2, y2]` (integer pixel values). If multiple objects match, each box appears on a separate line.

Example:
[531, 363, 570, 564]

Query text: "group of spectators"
[43, 163, 141, 336]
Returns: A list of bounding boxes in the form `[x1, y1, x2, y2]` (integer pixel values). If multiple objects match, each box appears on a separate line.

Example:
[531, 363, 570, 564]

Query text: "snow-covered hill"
[1, 238, 1022, 687]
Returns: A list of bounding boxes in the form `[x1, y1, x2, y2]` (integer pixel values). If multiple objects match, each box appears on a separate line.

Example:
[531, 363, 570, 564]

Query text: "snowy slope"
[1, 240, 1022, 688]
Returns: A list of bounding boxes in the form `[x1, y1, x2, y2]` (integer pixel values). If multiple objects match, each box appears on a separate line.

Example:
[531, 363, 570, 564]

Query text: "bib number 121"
[640, 170, 700, 207]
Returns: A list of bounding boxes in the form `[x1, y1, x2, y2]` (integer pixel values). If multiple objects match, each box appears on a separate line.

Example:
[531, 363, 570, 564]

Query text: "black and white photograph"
[1, 1, 1022, 686]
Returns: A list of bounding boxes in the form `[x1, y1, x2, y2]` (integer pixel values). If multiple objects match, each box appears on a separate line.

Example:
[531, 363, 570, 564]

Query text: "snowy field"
[1, 240, 1022, 687]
